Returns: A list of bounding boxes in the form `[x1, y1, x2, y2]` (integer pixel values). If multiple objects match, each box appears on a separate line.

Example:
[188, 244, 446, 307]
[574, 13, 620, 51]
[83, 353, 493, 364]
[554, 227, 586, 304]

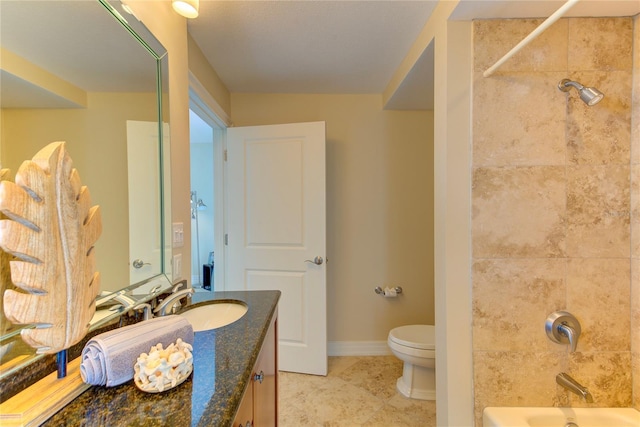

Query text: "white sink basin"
[179, 301, 248, 331]
[483, 407, 640, 427]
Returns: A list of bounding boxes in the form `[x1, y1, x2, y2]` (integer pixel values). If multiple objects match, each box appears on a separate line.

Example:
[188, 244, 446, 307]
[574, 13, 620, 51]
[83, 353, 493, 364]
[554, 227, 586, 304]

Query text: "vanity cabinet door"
[233, 384, 253, 427]
[253, 315, 277, 427]
[232, 311, 278, 427]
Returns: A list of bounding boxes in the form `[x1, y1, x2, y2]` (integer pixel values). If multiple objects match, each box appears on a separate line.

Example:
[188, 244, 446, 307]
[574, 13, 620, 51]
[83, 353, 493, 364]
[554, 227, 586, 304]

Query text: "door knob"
[132, 259, 151, 269]
[304, 256, 323, 265]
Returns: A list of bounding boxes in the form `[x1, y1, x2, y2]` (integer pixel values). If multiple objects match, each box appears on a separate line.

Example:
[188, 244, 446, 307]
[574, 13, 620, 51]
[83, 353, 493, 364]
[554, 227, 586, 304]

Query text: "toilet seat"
[388, 325, 435, 350]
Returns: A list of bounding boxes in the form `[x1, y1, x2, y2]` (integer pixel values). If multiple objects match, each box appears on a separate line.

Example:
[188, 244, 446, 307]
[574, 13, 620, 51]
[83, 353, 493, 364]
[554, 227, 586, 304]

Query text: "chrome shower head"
[558, 79, 604, 106]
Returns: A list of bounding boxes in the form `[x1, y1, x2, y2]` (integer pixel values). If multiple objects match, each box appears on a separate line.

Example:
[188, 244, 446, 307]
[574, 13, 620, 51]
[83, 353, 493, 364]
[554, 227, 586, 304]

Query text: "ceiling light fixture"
[172, 0, 199, 19]
[120, 2, 134, 15]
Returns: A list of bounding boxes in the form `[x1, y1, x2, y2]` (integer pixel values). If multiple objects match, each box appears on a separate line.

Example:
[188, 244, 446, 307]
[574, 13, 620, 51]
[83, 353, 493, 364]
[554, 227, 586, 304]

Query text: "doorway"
[189, 110, 214, 289]
[188, 103, 226, 292]
[187, 83, 328, 375]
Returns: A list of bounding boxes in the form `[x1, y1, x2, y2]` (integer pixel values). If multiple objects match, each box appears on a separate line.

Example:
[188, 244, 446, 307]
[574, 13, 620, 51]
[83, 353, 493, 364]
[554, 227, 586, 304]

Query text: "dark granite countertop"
[42, 290, 280, 427]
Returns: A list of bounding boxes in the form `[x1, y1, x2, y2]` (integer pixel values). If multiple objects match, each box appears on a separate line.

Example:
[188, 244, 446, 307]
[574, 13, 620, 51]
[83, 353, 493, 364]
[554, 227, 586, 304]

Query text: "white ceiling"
[188, 0, 640, 110]
[1, 1, 638, 111]
[188, 1, 438, 94]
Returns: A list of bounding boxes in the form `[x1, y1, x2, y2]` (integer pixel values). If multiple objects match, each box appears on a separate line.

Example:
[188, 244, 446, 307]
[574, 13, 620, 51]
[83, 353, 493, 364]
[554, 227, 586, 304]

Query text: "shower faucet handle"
[545, 311, 582, 352]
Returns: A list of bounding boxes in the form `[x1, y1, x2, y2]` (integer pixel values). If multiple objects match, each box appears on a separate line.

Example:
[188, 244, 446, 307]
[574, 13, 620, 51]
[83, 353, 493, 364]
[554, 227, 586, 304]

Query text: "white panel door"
[227, 121, 327, 376]
[126, 120, 162, 284]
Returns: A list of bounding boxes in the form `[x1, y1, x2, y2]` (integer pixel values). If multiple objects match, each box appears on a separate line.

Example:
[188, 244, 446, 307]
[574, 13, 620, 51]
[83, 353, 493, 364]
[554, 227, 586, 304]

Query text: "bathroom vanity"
[40, 290, 280, 427]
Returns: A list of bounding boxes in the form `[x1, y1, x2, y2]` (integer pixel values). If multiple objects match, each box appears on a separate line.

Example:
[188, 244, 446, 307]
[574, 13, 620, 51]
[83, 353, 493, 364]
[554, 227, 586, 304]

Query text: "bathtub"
[483, 406, 640, 427]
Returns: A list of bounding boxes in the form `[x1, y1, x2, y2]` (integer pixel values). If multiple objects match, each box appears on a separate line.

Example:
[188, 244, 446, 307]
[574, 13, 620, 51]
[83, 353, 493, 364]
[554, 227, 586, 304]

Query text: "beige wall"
[127, 1, 192, 285]
[131, 0, 435, 349]
[129, 1, 434, 347]
[1, 92, 157, 292]
[188, 33, 231, 117]
[632, 14, 640, 412]
[231, 93, 434, 343]
[472, 17, 636, 425]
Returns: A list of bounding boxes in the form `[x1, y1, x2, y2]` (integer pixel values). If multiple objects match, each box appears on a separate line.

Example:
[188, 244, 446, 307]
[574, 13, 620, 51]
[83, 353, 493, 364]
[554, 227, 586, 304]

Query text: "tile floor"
[278, 356, 436, 427]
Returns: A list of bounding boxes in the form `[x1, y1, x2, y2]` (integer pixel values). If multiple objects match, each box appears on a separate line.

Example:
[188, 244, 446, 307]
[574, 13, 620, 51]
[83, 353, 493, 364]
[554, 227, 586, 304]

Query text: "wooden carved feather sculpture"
[0, 168, 20, 338]
[0, 142, 102, 355]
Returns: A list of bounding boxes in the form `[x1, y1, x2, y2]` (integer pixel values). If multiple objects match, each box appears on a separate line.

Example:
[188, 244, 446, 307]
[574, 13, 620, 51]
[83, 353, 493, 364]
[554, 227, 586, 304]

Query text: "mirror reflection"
[0, 0, 171, 377]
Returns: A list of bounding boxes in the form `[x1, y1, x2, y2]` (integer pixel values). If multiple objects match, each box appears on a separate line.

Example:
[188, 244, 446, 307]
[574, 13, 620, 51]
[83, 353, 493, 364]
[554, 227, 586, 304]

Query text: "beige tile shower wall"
[472, 18, 634, 425]
[632, 14, 639, 412]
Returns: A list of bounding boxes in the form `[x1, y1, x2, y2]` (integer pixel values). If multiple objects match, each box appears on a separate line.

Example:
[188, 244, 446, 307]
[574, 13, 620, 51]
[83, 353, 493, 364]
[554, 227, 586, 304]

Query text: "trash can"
[203, 263, 213, 290]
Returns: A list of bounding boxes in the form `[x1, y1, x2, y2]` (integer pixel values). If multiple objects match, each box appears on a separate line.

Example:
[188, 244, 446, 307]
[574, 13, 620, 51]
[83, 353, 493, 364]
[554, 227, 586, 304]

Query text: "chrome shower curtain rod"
[483, 0, 580, 78]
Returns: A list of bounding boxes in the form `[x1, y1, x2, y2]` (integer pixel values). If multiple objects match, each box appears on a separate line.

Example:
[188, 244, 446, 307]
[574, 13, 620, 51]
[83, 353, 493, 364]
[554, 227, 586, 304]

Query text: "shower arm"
[558, 80, 584, 92]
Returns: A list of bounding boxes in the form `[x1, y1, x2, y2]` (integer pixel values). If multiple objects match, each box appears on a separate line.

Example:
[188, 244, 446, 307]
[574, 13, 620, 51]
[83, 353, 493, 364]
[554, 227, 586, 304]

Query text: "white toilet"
[387, 324, 436, 400]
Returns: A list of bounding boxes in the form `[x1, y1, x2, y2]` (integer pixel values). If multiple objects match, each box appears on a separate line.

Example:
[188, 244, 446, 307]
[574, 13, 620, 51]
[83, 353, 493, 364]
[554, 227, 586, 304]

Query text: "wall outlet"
[172, 222, 184, 248]
[172, 254, 182, 281]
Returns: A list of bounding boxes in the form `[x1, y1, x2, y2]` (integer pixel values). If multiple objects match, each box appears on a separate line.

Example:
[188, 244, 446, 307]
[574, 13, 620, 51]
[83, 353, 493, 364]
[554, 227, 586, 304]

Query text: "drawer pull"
[254, 371, 264, 384]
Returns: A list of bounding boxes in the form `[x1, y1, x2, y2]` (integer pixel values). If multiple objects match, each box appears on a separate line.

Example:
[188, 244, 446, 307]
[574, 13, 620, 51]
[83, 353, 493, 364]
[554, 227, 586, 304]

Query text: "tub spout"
[556, 372, 594, 403]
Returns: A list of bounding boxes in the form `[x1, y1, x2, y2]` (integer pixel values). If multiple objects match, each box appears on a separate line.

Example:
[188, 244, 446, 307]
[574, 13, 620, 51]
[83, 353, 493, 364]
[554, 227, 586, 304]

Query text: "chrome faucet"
[556, 373, 594, 403]
[132, 303, 153, 320]
[153, 288, 195, 316]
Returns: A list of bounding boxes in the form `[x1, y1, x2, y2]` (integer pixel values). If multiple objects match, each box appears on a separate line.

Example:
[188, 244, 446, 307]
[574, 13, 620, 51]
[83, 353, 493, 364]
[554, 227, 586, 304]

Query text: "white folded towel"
[80, 315, 194, 387]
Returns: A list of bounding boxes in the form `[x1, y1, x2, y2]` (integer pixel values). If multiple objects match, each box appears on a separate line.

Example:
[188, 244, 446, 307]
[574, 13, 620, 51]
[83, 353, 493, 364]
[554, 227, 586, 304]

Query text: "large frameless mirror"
[0, 0, 172, 379]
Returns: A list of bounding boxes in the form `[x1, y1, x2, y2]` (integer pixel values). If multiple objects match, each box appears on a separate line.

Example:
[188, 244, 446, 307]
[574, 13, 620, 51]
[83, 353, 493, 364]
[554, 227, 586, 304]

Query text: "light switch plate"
[172, 222, 184, 248]
[172, 254, 182, 281]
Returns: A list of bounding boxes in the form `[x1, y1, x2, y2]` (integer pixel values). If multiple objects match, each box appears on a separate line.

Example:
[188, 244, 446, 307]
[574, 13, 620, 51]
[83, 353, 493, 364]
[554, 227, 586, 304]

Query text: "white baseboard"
[327, 341, 392, 356]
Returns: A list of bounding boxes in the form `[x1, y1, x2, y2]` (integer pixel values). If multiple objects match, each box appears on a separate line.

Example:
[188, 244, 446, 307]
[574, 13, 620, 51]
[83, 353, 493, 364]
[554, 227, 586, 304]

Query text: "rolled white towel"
[80, 315, 194, 387]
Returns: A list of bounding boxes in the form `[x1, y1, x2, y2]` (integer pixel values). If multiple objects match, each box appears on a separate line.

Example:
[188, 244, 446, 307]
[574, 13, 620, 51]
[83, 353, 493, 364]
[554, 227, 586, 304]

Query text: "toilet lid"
[389, 325, 435, 350]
